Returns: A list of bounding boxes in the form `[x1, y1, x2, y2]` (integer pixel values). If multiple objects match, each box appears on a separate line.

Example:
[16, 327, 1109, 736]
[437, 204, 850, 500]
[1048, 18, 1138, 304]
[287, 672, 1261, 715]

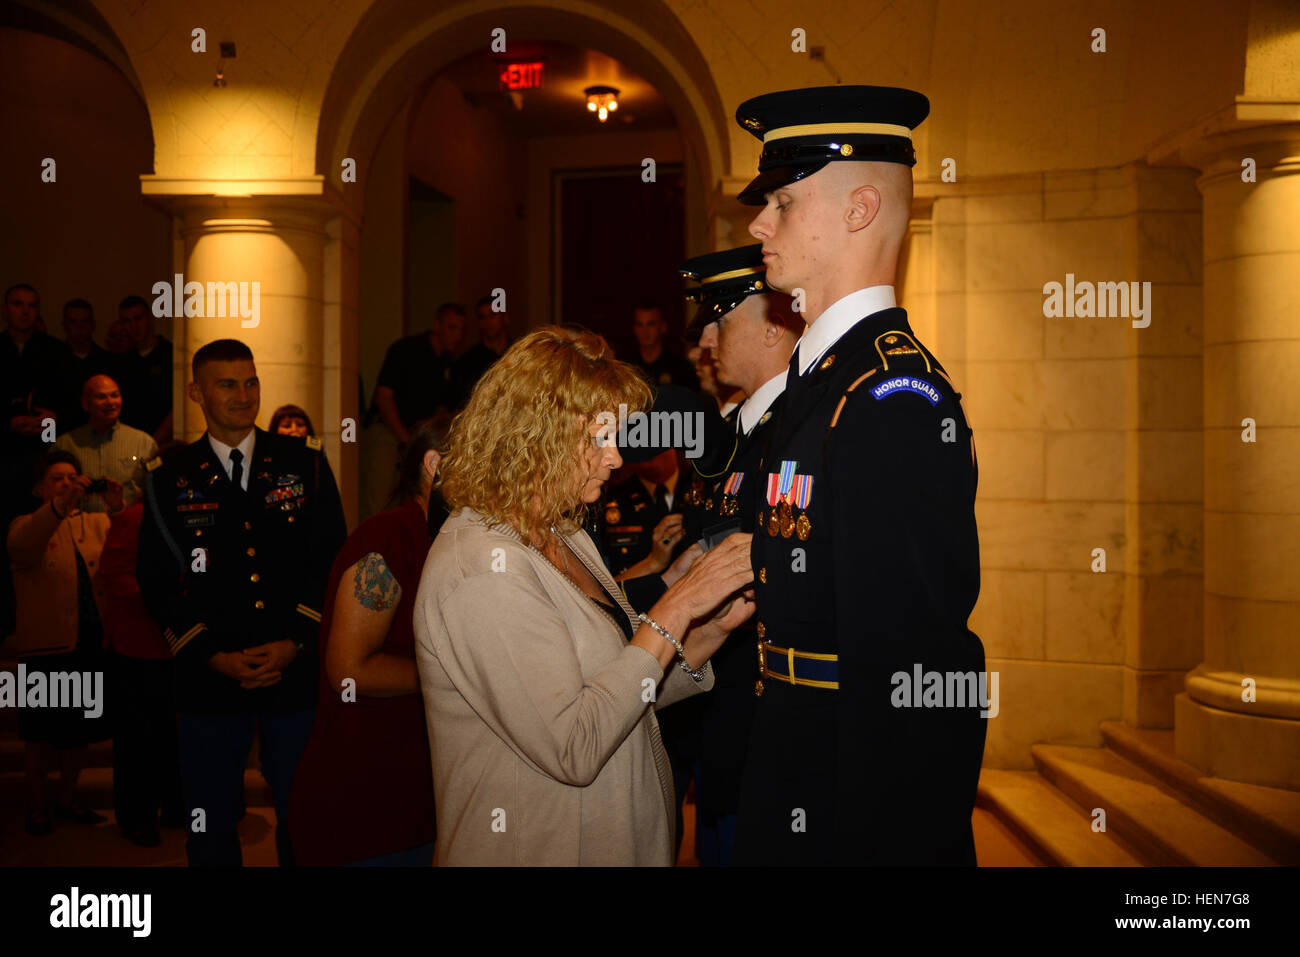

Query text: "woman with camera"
[6, 449, 123, 835]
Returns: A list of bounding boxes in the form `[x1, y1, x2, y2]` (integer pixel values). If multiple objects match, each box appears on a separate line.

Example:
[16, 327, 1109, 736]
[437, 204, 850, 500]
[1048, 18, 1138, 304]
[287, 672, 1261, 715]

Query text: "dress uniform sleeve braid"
[137, 462, 215, 661]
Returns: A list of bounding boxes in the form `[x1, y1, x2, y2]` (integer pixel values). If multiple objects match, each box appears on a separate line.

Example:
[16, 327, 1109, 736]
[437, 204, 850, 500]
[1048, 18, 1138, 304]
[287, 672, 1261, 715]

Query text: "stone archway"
[312, 0, 733, 517]
[315, 0, 731, 244]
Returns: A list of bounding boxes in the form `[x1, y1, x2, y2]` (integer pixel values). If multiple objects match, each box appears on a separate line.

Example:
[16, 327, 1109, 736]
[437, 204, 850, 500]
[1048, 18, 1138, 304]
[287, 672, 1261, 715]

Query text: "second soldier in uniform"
[678, 243, 800, 865]
[138, 339, 346, 867]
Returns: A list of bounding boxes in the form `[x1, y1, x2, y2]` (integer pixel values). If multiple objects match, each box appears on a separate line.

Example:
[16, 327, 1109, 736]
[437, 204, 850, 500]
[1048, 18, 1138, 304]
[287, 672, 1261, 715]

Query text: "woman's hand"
[633, 533, 752, 671]
[660, 541, 702, 588]
[645, 514, 685, 572]
[681, 589, 756, 670]
[656, 532, 752, 624]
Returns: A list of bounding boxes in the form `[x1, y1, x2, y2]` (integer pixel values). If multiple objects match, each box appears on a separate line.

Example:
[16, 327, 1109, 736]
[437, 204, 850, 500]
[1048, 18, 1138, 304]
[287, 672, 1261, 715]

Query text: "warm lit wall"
[0, 27, 170, 346]
[938, 166, 1205, 766]
[406, 77, 528, 332]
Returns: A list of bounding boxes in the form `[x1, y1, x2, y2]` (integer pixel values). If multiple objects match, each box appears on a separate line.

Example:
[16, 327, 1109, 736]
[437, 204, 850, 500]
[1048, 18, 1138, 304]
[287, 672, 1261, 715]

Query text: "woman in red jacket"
[288, 419, 446, 865]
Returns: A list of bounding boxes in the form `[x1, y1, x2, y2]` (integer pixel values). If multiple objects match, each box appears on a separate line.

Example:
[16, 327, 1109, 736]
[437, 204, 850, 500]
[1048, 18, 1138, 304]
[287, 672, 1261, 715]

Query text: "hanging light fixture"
[584, 85, 620, 123]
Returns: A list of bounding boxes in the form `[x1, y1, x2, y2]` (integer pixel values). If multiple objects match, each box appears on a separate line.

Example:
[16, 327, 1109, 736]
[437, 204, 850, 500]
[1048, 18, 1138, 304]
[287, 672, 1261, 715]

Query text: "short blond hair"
[437, 326, 652, 544]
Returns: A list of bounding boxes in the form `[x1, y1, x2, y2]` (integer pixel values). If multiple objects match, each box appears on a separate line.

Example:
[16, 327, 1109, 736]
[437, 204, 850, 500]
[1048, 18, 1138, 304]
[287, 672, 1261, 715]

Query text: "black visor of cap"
[736, 161, 829, 206]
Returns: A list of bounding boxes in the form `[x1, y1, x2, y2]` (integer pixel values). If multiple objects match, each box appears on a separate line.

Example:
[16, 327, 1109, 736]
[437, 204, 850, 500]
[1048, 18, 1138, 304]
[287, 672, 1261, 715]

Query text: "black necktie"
[654, 483, 668, 514]
[229, 448, 244, 490]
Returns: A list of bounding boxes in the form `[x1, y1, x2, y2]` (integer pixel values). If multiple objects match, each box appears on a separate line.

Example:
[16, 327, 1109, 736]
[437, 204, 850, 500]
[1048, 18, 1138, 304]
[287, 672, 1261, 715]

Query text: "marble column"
[140, 192, 360, 526]
[1162, 117, 1300, 789]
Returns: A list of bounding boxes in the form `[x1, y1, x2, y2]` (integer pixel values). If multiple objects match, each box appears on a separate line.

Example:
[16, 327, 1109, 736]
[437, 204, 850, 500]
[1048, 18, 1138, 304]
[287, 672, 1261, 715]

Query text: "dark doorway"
[555, 166, 685, 361]
[408, 177, 457, 334]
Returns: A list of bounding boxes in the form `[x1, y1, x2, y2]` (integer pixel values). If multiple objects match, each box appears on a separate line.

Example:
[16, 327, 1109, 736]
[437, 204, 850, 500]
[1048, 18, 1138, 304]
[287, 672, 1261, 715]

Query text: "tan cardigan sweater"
[6, 505, 111, 657]
[414, 507, 713, 866]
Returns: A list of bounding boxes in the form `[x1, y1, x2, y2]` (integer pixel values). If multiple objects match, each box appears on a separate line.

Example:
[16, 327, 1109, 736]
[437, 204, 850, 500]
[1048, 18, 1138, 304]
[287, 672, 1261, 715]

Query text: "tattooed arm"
[323, 551, 420, 698]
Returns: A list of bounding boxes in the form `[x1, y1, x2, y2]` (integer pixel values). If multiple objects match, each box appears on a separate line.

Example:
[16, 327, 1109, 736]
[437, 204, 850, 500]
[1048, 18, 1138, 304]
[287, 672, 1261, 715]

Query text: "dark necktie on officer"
[229, 448, 245, 491]
[654, 483, 669, 514]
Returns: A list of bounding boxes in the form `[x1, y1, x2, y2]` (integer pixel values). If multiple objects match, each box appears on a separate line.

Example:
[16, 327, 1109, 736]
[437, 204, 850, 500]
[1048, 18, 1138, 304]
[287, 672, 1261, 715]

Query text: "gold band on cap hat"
[700, 265, 764, 284]
[762, 121, 912, 143]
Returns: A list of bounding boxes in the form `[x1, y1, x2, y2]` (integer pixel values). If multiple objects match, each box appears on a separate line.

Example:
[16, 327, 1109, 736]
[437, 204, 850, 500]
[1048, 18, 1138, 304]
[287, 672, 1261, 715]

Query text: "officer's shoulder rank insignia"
[305, 435, 322, 451]
[146, 456, 163, 472]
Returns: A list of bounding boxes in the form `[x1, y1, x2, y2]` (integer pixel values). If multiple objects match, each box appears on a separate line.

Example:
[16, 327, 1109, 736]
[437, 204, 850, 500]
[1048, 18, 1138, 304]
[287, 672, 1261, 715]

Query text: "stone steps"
[1031, 743, 1277, 866]
[976, 769, 1143, 865]
[1099, 721, 1300, 865]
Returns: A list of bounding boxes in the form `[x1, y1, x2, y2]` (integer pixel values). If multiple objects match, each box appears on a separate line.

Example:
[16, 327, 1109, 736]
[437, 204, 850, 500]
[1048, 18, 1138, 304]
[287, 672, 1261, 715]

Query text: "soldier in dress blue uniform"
[676, 243, 801, 865]
[729, 87, 987, 865]
[137, 339, 346, 867]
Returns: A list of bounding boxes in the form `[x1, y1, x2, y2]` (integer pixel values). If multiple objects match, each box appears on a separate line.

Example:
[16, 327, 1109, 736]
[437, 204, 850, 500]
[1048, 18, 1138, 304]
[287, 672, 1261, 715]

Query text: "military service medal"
[777, 460, 797, 538]
[792, 473, 814, 540]
[721, 472, 744, 517]
[764, 473, 781, 537]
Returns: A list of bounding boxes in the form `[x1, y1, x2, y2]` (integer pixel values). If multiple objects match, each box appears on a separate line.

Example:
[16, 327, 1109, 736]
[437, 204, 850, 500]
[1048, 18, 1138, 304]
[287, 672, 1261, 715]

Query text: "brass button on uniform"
[250, 573, 260, 583]
[194, 530, 202, 537]
[759, 567, 767, 584]
[254, 600, 265, 610]
[756, 621, 766, 639]
[287, 516, 295, 523]
[243, 521, 252, 530]
[246, 547, 256, 557]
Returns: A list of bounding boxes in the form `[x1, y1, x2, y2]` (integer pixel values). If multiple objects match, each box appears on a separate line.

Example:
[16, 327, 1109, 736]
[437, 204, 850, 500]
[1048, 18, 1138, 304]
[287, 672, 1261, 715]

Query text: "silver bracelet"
[637, 613, 708, 683]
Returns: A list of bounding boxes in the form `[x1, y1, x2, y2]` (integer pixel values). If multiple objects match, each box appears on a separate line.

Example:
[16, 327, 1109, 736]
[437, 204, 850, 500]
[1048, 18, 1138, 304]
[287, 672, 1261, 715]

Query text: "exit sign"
[499, 60, 545, 91]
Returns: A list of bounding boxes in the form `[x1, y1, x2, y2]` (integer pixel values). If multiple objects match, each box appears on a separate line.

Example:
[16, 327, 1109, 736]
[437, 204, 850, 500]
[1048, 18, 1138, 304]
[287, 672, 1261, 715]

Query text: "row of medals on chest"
[681, 476, 812, 541]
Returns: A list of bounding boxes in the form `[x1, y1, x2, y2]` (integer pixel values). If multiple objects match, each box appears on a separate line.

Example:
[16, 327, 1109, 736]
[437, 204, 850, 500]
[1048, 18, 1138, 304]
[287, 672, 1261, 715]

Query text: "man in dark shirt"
[118, 295, 173, 444]
[628, 301, 698, 390]
[58, 298, 120, 430]
[373, 302, 466, 445]
[451, 295, 511, 408]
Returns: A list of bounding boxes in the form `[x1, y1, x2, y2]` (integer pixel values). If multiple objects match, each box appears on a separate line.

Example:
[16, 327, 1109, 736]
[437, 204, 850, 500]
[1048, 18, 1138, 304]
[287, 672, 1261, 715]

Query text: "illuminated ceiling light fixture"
[584, 85, 619, 123]
[214, 41, 236, 87]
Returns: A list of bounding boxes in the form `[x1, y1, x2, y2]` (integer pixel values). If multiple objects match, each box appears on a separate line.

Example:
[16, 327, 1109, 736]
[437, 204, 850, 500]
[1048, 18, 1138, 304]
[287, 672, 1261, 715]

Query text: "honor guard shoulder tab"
[146, 456, 163, 472]
[305, 435, 322, 451]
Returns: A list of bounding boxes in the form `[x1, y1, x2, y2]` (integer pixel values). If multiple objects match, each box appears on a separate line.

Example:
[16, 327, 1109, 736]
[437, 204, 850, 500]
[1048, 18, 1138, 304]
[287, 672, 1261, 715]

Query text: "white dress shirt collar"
[207, 429, 257, 490]
[796, 285, 897, 375]
[738, 369, 788, 435]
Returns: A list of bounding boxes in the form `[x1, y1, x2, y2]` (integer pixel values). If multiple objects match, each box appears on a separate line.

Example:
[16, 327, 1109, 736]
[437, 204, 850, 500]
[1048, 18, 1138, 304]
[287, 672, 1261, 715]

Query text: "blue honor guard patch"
[869, 375, 942, 406]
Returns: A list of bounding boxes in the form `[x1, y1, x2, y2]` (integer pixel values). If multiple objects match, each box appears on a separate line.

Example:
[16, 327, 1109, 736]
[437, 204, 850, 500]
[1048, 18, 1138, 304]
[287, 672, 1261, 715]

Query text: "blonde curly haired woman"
[415, 326, 753, 866]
